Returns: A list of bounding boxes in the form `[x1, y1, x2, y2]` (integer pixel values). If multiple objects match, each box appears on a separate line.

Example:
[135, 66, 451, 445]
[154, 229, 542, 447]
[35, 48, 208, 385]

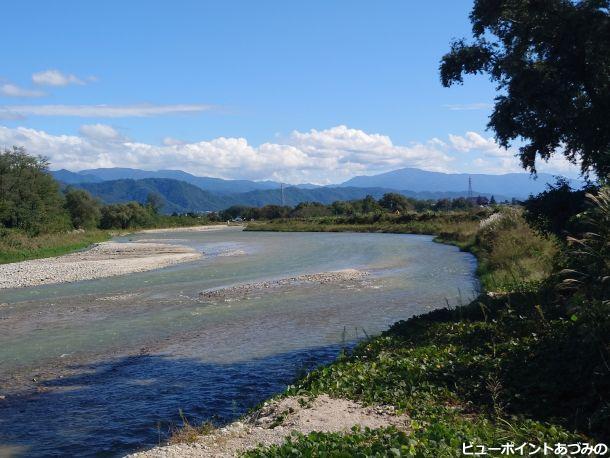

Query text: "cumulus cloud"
[0, 84, 46, 98]
[79, 124, 124, 141]
[162, 137, 186, 146]
[449, 131, 510, 157]
[0, 124, 582, 183]
[0, 104, 212, 119]
[31, 69, 94, 86]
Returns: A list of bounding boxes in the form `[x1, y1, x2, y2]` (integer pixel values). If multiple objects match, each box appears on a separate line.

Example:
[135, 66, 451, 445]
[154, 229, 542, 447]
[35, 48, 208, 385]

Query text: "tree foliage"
[379, 192, 414, 213]
[145, 192, 165, 214]
[440, 0, 610, 177]
[64, 188, 102, 229]
[0, 147, 70, 234]
[99, 202, 154, 229]
[523, 177, 595, 238]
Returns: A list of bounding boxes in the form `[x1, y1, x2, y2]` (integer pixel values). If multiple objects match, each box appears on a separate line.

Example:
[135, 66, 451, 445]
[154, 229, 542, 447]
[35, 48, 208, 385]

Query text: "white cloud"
[79, 124, 124, 141]
[449, 131, 510, 157]
[287, 125, 455, 175]
[0, 104, 212, 119]
[0, 124, 583, 184]
[0, 84, 45, 98]
[31, 69, 92, 86]
[162, 137, 186, 146]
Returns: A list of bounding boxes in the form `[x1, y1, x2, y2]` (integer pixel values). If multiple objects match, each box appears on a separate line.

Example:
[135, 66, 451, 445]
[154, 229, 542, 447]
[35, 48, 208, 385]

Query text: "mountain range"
[51, 167, 582, 214]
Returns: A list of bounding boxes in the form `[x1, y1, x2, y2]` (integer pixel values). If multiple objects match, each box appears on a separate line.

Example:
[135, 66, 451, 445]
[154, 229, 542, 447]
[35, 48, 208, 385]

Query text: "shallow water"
[0, 229, 477, 457]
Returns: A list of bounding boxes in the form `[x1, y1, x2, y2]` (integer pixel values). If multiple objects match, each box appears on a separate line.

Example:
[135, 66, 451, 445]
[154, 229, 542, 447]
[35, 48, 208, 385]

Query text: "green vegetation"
[0, 147, 220, 263]
[223, 193, 489, 222]
[440, 0, 610, 177]
[0, 228, 111, 264]
[244, 428, 413, 457]
[0, 147, 71, 235]
[242, 185, 608, 457]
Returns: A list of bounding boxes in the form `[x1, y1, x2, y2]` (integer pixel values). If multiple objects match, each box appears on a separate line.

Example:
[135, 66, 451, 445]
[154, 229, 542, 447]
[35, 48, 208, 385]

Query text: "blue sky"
[0, 1, 578, 183]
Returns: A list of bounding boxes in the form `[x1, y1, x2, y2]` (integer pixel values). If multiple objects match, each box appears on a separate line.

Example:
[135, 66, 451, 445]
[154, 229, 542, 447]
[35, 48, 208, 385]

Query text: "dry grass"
[167, 411, 216, 445]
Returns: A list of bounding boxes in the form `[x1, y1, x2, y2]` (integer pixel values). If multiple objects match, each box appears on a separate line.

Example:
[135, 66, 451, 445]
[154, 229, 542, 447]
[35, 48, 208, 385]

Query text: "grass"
[240, 209, 608, 456]
[0, 228, 112, 264]
[243, 293, 605, 457]
[167, 410, 216, 445]
[0, 218, 223, 264]
[245, 211, 483, 238]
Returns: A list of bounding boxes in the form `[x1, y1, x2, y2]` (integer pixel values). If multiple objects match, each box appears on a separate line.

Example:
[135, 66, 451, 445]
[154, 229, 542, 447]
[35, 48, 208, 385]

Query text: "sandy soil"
[0, 242, 202, 289]
[127, 395, 409, 457]
[199, 269, 369, 302]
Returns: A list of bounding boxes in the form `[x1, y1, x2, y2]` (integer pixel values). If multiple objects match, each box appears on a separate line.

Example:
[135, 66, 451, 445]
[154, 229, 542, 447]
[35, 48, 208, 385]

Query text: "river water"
[0, 228, 477, 457]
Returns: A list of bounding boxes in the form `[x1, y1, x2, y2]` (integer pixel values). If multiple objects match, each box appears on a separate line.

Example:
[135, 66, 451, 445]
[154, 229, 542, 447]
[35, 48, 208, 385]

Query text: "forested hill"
[74, 179, 230, 214]
[72, 178, 509, 214]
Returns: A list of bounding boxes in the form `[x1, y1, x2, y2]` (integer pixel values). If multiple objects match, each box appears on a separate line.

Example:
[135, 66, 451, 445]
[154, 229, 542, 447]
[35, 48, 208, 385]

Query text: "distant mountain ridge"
[51, 166, 583, 213]
[341, 167, 582, 198]
[73, 168, 282, 194]
[52, 166, 581, 199]
[72, 178, 509, 214]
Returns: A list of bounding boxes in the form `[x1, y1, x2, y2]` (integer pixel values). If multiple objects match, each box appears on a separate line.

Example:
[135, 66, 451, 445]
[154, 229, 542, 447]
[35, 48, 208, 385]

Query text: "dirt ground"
[127, 395, 410, 457]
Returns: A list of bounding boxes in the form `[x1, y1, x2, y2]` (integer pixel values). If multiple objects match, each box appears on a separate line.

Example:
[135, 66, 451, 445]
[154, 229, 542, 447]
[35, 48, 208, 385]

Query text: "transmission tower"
[281, 183, 285, 206]
[467, 176, 473, 200]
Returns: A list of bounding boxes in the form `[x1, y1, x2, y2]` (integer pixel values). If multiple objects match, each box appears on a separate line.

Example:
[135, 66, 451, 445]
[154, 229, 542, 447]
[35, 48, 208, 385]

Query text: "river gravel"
[198, 269, 370, 302]
[0, 242, 201, 289]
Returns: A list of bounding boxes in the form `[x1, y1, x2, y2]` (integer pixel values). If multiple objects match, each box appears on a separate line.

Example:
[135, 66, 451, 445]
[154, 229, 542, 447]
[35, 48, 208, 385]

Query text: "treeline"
[0, 147, 211, 235]
[220, 192, 498, 221]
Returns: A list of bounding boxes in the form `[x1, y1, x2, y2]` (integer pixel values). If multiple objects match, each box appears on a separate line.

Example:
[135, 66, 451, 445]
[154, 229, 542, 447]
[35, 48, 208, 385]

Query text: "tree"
[360, 195, 382, 214]
[290, 202, 331, 218]
[99, 202, 153, 229]
[476, 195, 490, 206]
[146, 192, 164, 215]
[434, 198, 452, 212]
[451, 197, 473, 210]
[523, 177, 595, 239]
[490, 195, 497, 205]
[330, 200, 354, 215]
[440, 0, 610, 177]
[379, 193, 414, 213]
[0, 146, 70, 234]
[64, 188, 101, 229]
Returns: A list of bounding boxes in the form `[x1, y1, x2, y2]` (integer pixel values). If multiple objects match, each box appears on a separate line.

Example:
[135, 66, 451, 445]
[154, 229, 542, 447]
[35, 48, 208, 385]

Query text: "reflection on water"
[0, 230, 477, 457]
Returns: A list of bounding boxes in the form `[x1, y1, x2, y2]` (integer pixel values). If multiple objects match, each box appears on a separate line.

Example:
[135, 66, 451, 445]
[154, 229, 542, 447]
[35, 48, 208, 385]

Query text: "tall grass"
[0, 228, 111, 264]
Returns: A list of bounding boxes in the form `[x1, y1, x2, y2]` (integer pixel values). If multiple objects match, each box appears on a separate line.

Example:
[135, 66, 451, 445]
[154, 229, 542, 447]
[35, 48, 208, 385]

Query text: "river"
[0, 228, 477, 457]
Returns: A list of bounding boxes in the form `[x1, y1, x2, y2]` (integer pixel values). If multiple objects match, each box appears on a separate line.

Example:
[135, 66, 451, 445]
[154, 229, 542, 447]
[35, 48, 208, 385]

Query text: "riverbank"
[0, 229, 112, 265]
[246, 210, 556, 293]
[0, 224, 231, 265]
[136, 224, 236, 234]
[130, 395, 409, 458]
[132, 210, 608, 457]
[0, 241, 201, 289]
